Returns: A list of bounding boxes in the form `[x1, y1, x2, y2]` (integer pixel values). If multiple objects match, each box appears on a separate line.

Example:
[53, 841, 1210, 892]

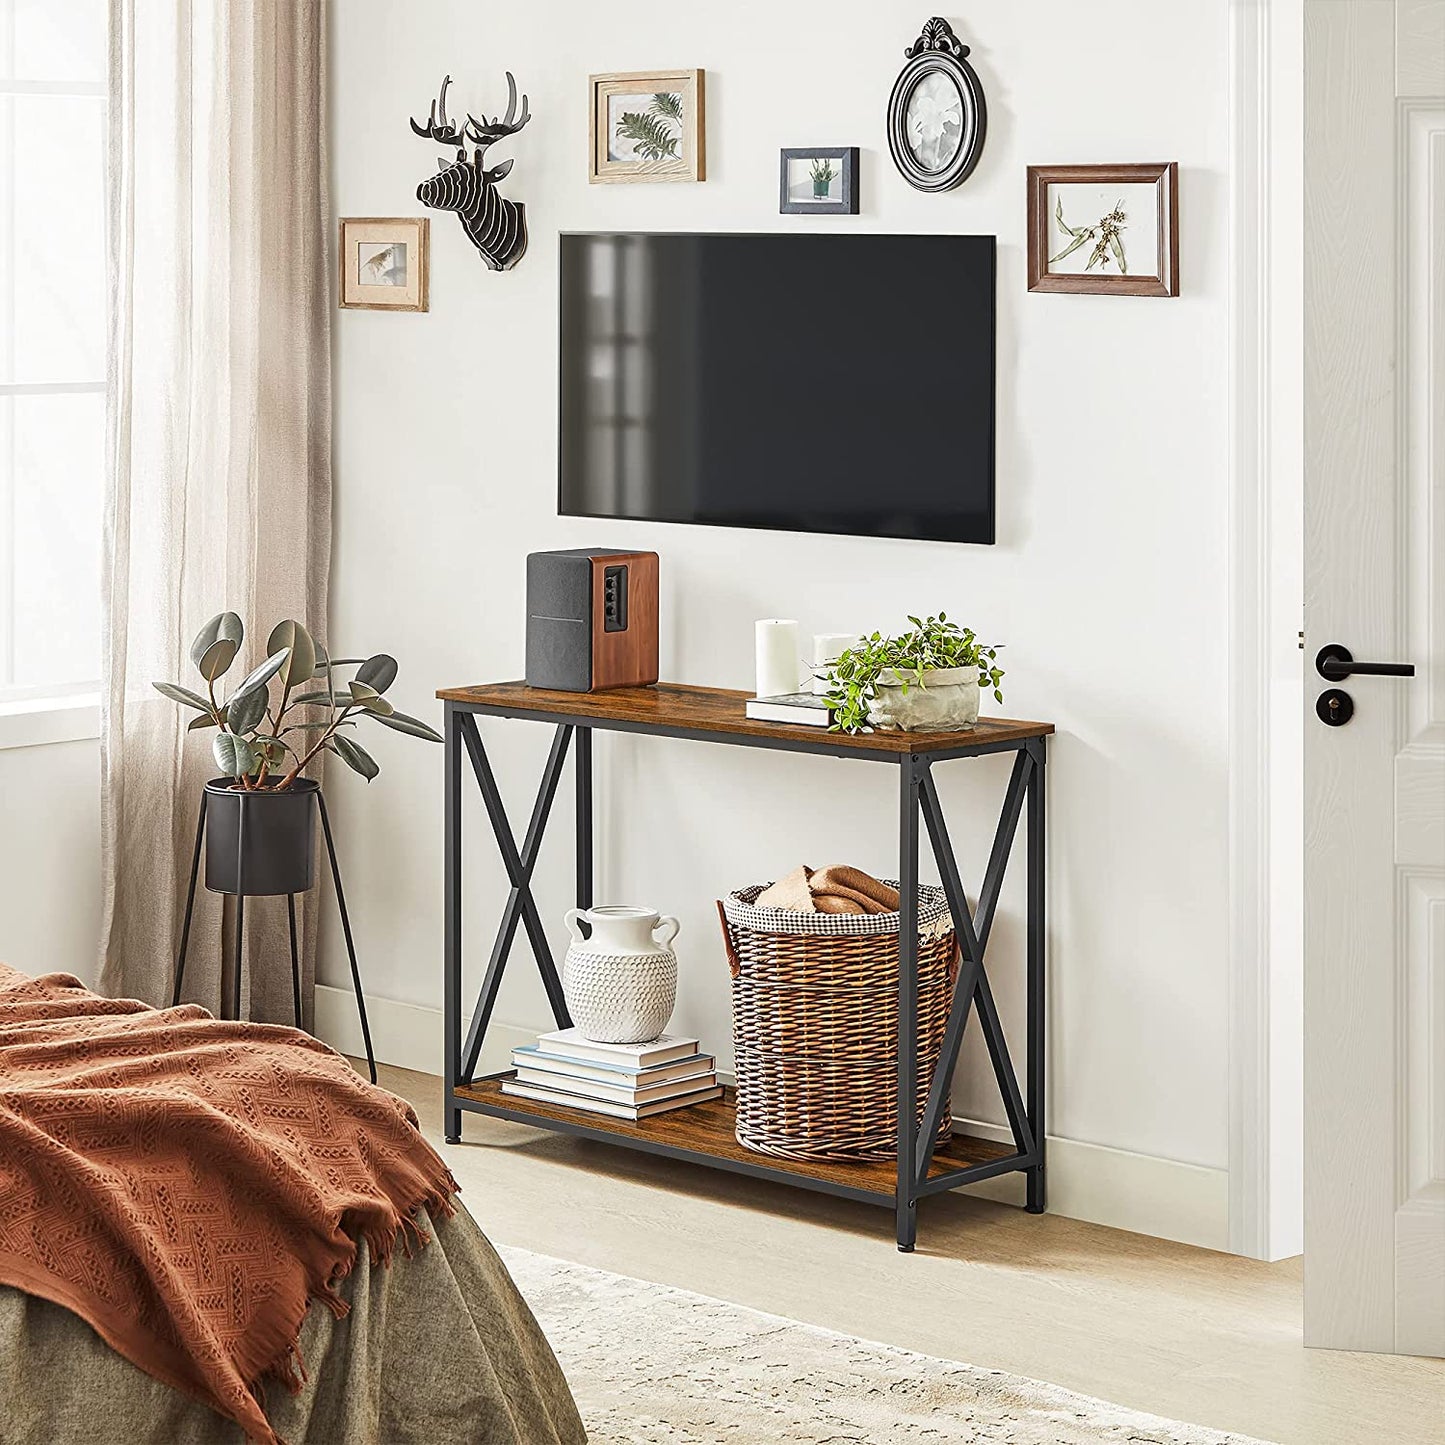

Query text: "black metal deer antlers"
[410, 74, 530, 272]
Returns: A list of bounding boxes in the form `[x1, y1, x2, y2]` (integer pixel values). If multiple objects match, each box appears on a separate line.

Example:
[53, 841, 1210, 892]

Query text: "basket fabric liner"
[721, 880, 953, 937]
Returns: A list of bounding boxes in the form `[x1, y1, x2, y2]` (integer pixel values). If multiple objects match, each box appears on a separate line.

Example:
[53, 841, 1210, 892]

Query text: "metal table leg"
[1026, 737, 1048, 1213]
[444, 702, 464, 1143]
[896, 753, 921, 1252]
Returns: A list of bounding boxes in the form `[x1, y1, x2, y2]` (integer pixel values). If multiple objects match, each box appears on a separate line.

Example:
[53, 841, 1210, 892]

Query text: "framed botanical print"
[338, 217, 429, 311]
[1026, 163, 1179, 296]
[779, 147, 859, 215]
[588, 69, 705, 183]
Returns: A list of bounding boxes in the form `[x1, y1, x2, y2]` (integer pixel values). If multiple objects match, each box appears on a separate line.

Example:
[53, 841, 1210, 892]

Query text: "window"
[0, 1, 106, 704]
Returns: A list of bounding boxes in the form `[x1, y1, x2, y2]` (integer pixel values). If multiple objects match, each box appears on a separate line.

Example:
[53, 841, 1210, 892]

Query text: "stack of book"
[502, 1027, 721, 1120]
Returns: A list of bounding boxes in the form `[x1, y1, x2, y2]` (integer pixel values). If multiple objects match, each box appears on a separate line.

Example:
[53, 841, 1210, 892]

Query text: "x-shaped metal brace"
[456, 714, 575, 1081]
[912, 747, 1038, 1190]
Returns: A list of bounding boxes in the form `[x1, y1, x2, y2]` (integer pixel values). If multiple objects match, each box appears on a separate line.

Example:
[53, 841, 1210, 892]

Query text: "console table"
[437, 680, 1052, 1251]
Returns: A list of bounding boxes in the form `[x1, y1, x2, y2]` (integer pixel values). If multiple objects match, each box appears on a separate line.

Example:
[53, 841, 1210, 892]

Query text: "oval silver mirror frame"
[887, 18, 987, 193]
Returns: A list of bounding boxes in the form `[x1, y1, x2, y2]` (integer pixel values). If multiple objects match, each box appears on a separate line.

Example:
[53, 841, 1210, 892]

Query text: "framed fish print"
[338, 217, 429, 311]
[589, 69, 705, 183]
[1026, 164, 1179, 297]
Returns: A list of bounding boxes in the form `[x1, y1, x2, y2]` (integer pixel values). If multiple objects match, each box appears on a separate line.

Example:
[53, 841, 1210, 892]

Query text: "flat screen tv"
[559, 232, 995, 544]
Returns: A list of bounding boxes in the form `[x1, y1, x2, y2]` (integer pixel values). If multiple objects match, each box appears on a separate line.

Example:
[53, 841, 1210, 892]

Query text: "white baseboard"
[316, 990, 1229, 1254]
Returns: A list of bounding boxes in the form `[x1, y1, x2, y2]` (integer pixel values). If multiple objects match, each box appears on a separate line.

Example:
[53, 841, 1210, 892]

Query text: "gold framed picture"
[338, 217, 429, 311]
[588, 69, 705, 183]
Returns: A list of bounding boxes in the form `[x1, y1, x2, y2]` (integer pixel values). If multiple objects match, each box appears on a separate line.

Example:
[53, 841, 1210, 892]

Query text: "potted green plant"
[153, 612, 441, 895]
[822, 614, 1005, 734]
[809, 156, 837, 198]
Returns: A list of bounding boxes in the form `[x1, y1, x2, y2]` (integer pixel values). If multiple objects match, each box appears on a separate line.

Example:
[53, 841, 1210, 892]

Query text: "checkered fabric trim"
[723, 880, 953, 937]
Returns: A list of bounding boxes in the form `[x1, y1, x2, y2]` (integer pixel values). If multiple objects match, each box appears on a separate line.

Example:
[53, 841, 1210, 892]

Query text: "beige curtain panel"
[100, 1, 331, 1022]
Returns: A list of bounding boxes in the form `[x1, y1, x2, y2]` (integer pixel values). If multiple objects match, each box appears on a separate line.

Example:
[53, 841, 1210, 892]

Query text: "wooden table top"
[437, 680, 1053, 756]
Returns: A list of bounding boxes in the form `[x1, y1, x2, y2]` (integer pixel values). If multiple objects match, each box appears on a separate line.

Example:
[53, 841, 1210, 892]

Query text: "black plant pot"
[203, 777, 317, 896]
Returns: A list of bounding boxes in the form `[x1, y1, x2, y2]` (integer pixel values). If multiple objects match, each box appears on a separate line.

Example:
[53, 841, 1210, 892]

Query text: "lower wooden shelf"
[454, 1074, 1017, 1206]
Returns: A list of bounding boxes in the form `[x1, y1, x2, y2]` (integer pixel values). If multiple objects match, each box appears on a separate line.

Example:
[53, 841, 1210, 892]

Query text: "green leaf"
[329, 733, 379, 781]
[649, 91, 683, 122]
[187, 712, 220, 732]
[213, 730, 256, 778]
[190, 612, 244, 679]
[196, 637, 241, 683]
[225, 684, 269, 735]
[152, 681, 211, 712]
[354, 653, 398, 694]
[290, 688, 351, 706]
[368, 709, 443, 743]
[227, 648, 290, 709]
[347, 680, 395, 716]
[266, 620, 316, 694]
[254, 736, 288, 766]
[615, 108, 680, 161]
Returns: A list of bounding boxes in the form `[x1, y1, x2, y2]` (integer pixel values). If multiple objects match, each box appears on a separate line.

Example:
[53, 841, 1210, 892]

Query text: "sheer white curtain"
[100, 1, 330, 1021]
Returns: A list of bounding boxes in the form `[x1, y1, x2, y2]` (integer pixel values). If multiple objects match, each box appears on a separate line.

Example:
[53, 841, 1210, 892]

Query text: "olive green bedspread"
[0, 1205, 585, 1445]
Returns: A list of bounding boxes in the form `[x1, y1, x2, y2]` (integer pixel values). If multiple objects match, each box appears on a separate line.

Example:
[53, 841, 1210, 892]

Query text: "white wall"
[0, 738, 102, 985]
[327, 0, 1233, 1184]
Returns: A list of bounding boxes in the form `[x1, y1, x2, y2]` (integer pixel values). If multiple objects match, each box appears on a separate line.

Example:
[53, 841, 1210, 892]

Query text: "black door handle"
[1315, 644, 1415, 681]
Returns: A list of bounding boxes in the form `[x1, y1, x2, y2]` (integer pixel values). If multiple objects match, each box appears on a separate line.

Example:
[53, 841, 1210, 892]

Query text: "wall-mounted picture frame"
[886, 18, 986, 193]
[1026, 163, 1179, 296]
[589, 69, 705, 183]
[338, 217, 429, 311]
[779, 147, 859, 215]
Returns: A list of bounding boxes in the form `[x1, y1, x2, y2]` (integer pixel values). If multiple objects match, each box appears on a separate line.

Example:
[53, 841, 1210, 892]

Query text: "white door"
[1304, 0, 1445, 1355]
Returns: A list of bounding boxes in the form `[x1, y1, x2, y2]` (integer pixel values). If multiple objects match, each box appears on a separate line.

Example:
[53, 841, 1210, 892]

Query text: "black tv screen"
[559, 233, 995, 544]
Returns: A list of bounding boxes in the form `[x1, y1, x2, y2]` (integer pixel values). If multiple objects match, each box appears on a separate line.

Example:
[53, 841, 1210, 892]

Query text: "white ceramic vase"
[562, 905, 681, 1044]
[867, 665, 980, 732]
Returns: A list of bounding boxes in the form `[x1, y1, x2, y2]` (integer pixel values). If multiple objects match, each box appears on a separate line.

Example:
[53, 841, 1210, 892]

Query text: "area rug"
[500, 1246, 1275, 1445]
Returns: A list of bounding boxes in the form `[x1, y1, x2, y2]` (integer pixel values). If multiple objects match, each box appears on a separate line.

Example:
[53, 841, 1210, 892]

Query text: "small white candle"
[810, 632, 857, 694]
[754, 619, 800, 699]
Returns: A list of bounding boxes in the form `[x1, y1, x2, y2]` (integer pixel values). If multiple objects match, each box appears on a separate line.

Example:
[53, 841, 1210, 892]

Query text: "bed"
[0, 965, 585, 1445]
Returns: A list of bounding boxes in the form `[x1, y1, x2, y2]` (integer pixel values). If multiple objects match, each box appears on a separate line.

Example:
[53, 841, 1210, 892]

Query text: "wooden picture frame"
[1026, 163, 1178, 296]
[588, 69, 705, 183]
[779, 147, 859, 215]
[338, 217, 429, 311]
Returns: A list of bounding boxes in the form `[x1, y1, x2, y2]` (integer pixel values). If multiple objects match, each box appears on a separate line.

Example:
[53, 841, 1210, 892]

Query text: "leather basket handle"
[714, 899, 741, 979]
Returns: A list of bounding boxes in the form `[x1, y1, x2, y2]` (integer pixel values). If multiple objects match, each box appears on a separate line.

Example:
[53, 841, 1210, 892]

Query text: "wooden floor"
[383, 1064, 1445, 1445]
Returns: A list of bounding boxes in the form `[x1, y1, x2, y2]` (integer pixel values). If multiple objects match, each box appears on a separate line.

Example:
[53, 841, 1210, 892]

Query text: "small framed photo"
[1026, 164, 1178, 296]
[338, 217, 429, 311]
[779, 147, 859, 215]
[589, 69, 705, 183]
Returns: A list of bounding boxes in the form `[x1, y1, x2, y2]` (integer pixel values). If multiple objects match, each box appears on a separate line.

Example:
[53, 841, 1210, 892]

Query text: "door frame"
[1228, 0, 1306, 1264]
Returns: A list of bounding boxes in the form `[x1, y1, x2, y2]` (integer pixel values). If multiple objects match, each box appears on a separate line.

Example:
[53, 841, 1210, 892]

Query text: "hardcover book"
[745, 691, 833, 728]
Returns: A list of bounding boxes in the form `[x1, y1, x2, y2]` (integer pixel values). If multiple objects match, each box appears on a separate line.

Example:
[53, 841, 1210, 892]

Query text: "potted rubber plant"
[153, 612, 441, 895]
[822, 613, 1005, 734]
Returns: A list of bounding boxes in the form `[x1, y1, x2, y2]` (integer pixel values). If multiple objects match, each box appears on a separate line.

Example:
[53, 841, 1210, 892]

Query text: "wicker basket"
[717, 881, 958, 1162]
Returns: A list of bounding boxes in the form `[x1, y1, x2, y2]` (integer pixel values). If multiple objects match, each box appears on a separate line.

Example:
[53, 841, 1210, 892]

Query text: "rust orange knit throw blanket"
[0, 964, 457, 1443]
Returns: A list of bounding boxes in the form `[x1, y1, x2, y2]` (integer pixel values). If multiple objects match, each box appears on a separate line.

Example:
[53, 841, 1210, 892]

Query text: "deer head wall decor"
[410, 73, 530, 272]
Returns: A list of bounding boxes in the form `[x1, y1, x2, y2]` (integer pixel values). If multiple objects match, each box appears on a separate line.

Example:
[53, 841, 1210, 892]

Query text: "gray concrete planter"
[867, 665, 980, 732]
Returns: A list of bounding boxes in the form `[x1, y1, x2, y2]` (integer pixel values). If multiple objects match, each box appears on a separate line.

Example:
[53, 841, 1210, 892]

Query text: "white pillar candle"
[754, 619, 800, 699]
[811, 632, 857, 694]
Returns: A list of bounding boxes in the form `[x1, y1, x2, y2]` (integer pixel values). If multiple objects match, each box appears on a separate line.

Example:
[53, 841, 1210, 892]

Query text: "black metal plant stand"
[170, 788, 376, 1084]
[439, 682, 1050, 1252]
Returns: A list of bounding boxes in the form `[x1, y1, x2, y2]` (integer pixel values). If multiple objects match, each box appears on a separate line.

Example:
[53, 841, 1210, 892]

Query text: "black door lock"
[1316, 689, 1354, 727]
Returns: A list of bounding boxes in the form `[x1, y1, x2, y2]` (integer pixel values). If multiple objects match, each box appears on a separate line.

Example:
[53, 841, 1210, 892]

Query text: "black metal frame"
[443, 697, 1046, 1251]
[171, 788, 376, 1083]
